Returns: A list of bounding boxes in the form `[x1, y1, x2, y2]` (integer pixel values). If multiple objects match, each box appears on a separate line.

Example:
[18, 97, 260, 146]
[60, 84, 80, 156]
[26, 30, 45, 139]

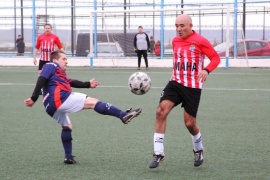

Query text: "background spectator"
[154, 40, 161, 56]
[16, 36, 25, 56]
[133, 26, 150, 70]
[149, 36, 155, 55]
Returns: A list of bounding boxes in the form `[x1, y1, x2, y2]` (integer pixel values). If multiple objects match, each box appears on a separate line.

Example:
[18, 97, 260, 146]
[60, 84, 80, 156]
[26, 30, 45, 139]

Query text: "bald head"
[175, 14, 193, 39]
[176, 14, 192, 24]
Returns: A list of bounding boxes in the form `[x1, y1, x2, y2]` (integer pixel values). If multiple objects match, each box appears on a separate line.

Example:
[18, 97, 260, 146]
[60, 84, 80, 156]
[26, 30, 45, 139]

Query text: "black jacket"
[16, 40, 25, 53]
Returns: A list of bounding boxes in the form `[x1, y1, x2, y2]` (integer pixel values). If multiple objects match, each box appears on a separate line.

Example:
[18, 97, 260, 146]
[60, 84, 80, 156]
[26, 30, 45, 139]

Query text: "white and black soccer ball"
[128, 72, 151, 95]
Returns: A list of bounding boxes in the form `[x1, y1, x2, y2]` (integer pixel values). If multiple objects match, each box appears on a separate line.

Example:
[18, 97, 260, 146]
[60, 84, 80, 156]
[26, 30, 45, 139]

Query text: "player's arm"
[201, 39, 220, 73]
[145, 33, 151, 50]
[55, 36, 64, 50]
[33, 37, 41, 65]
[133, 34, 138, 52]
[69, 78, 99, 89]
[197, 39, 220, 82]
[33, 48, 39, 58]
[24, 76, 48, 107]
[33, 48, 39, 65]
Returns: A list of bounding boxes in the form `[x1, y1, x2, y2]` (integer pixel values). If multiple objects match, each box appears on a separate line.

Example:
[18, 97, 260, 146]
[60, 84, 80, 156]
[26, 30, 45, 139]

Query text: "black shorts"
[160, 81, 202, 118]
[38, 60, 50, 70]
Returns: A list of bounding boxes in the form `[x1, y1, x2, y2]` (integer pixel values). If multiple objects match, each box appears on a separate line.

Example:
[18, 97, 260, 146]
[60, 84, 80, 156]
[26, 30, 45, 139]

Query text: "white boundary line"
[1, 58, 270, 67]
[0, 83, 269, 92]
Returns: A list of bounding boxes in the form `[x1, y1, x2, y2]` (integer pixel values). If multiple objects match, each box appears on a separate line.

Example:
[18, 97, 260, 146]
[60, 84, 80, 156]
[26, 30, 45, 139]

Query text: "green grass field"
[0, 66, 269, 180]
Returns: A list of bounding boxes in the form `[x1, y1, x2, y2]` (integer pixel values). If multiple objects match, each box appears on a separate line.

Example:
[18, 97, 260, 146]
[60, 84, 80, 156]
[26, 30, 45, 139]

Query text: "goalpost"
[88, 5, 237, 68]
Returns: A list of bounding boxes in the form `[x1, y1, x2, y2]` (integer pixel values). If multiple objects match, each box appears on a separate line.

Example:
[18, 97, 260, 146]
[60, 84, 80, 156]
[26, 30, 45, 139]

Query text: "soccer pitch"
[0, 67, 269, 180]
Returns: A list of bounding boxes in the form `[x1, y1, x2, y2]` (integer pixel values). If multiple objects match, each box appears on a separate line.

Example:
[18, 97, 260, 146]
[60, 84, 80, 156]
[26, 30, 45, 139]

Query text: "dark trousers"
[137, 50, 148, 68]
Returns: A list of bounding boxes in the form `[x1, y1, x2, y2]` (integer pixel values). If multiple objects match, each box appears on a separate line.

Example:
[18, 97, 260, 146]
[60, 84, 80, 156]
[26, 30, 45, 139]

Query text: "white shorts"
[53, 92, 87, 126]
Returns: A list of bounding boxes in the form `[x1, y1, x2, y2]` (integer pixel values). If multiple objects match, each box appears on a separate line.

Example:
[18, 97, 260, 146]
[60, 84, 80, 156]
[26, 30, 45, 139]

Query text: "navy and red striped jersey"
[40, 62, 72, 117]
[35, 33, 63, 61]
[170, 31, 220, 89]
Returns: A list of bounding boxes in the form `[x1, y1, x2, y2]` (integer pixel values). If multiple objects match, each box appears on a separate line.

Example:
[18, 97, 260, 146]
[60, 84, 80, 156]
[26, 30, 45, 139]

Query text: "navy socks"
[94, 101, 126, 119]
[61, 128, 73, 158]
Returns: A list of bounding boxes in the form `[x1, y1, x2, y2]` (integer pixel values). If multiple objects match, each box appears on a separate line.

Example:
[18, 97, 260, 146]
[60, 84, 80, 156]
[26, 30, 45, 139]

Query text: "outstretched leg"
[84, 97, 142, 124]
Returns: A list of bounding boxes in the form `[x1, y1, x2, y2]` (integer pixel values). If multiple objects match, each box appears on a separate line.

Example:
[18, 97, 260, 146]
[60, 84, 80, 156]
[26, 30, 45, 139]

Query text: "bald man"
[149, 14, 220, 169]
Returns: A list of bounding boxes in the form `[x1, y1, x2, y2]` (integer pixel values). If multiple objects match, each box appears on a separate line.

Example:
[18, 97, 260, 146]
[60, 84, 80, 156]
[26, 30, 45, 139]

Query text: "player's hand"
[198, 70, 209, 83]
[90, 78, 100, 88]
[33, 58, 37, 65]
[24, 98, 35, 107]
[134, 48, 138, 53]
[148, 49, 151, 53]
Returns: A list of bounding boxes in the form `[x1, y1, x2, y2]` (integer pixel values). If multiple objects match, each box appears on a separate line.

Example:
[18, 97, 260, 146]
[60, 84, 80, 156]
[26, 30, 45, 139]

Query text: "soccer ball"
[128, 72, 151, 95]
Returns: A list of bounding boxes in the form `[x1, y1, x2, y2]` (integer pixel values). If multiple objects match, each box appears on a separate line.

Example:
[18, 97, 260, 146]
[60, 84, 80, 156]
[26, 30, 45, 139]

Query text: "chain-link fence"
[0, 0, 270, 58]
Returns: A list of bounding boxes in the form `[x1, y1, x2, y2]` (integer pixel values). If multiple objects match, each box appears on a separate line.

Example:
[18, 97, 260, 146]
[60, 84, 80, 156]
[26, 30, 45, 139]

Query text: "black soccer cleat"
[149, 153, 165, 168]
[63, 156, 77, 164]
[193, 149, 204, 167]
[121, 108, 142, 124]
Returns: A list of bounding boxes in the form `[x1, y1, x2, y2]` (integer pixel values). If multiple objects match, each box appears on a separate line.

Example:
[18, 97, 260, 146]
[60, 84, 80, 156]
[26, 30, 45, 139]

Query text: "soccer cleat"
[149, 153, 165, 168]
[63, 156, 77, 164]
[121, 108, 142, 124]
[193, 149, 204, 167]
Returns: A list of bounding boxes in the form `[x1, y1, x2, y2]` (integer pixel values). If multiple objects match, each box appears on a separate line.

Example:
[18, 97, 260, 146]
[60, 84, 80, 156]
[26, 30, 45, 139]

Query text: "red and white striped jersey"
[35, 33, 63, 61]
[170, 31, 220, 89]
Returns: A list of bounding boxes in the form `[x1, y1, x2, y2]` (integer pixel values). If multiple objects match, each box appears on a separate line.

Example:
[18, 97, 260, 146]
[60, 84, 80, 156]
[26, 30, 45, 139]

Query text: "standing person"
[149, 36, 155, 56]
[33, 23, 64, 75]
[15, 34, 22, 46]
[149, 14, 220, 169]
[133, 26, 150, 70]
[24, 50, 142, 164]
[16, 36, 25, 56]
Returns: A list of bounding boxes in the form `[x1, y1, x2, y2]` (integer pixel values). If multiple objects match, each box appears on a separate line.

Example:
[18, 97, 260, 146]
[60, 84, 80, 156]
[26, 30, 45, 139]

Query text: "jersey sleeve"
[133, 34, 137, 49]
[145, 33, 150, 49]
[35, 36, 41, 49]
[30, 76, 48, 102]
[69, 79, 90, 88]
[200, 38, 220, 72]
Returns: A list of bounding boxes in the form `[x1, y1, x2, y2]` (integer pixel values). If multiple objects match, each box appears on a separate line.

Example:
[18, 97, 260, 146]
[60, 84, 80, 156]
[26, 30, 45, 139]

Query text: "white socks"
[153, 132, 203, 154]
[191, 132, 203, 152]
[153, 133, 165, 155]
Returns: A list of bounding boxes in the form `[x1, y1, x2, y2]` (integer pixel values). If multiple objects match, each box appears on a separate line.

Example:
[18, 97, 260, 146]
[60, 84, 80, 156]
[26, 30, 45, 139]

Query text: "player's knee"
[62, 125, 72, 130]
[156, 106, 166, 120]
[84, 97, 99, 109]
[185, 118, 196, 130]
